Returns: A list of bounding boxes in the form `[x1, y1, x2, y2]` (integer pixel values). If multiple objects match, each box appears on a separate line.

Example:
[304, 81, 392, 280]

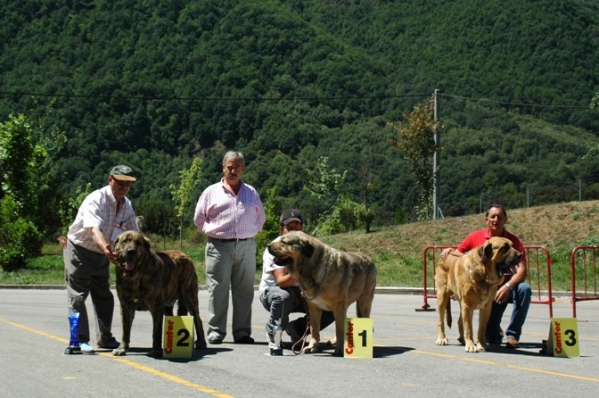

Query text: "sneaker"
[97, 337, 120, 349]
[285, 323, 303, 344]
[80, 342, 94, 354]
[234, 335, 255, 344]
[208, 333, 224, 344]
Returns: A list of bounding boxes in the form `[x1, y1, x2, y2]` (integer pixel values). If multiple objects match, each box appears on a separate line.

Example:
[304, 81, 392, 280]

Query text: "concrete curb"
[0, 284, 420, 294]
[0, 284, 571, 298]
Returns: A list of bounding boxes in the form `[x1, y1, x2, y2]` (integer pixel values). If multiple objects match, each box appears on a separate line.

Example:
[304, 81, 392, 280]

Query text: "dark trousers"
[64, 240, 115, 344]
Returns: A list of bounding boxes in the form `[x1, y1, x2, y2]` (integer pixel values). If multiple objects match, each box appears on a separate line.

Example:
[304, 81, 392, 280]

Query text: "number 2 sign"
[344, 318, 373, 359]
[163, 316, 194, 359]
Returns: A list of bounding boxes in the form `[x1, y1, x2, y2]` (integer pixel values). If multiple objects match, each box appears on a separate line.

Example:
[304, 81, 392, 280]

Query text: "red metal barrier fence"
[570, 245, 599, 318]
[417, 245, 554, 318]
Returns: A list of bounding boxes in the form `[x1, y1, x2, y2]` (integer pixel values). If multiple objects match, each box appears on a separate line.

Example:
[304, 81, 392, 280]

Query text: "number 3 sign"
[163, 316, 194, 359]
[547, 318, 580, 358]
[344, 318, 373, 358]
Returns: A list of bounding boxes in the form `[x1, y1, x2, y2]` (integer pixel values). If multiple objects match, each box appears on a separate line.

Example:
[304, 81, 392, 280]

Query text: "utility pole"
[432, 89, 440, 219]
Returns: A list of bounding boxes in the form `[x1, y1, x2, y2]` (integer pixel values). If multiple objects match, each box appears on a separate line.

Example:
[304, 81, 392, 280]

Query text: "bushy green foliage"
[254, 187, 282, 267]
[0, 195, 43, 271]
[0, 112, 63, 269]
[316, 197, 374, 236]
[58, 182, 91, 236]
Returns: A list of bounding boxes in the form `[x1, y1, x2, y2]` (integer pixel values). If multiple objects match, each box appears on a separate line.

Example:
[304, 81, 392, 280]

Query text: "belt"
[209, 237, 250, 242]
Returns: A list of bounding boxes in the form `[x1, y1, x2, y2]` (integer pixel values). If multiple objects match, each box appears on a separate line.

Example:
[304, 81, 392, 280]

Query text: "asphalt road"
[0, 288, 598, 397]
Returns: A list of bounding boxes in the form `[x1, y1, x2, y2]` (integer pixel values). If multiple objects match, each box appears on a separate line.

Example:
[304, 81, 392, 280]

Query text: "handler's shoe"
[505, 336, 520, 349]
[208, 332, 224, 344]
[80, 342, 95, 354]
[97, 337, 120, 349]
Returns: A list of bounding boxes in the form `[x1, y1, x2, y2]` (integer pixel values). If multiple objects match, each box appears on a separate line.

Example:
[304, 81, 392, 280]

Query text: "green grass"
[3, 201, 599, 292]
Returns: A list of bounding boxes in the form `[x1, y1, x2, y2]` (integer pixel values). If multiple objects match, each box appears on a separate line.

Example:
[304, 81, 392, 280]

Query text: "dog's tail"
[445, 299, 452, 329]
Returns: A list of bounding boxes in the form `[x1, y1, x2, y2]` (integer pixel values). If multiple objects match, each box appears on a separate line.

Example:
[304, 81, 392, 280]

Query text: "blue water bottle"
[65, 311, 81, 354]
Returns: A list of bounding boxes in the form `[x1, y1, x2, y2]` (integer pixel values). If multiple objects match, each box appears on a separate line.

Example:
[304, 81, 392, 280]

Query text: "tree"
[388, 96, 442, 220]
[304, 156, 373, 234]
[170, 157, 203, 249]
[304, 156, 346, 212]
[0, 113, 65, 270]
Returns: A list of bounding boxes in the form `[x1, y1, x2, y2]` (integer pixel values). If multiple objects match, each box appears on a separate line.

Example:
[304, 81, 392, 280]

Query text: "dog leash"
[291, 297, 312, 355]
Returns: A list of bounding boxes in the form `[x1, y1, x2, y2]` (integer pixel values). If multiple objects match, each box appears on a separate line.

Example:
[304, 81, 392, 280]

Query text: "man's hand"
[103, 243, 119, 263]
[494, 284, 511, 304]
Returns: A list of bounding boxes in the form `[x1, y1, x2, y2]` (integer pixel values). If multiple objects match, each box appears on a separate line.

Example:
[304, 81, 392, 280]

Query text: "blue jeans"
[486, 282, 532, 342]
[259, 286, 334, 342]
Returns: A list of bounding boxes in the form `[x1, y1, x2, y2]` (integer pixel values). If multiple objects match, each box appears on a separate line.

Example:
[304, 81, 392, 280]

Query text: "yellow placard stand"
[163, 316, 194, 359]
[344, 318, 373, 358]
[547, 318, 579, 358]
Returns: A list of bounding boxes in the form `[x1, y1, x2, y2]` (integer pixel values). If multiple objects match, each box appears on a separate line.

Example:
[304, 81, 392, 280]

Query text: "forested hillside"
[1, 0, 599, 240]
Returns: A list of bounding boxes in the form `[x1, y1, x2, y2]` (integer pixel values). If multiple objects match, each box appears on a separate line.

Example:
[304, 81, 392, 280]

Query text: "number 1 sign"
[344, 318, 373, 358]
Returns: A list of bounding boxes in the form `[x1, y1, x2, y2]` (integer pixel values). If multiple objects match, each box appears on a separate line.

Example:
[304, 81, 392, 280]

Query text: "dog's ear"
[301, 240, 315, 258]
[143, 234, 151, 250]
[479, 242, 493, 263]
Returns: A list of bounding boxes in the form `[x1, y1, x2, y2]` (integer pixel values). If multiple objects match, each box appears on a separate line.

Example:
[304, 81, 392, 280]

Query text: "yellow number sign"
[163, 315, 194, 359]
[547, 318, 579, 358]
[344, 318, 373, 359]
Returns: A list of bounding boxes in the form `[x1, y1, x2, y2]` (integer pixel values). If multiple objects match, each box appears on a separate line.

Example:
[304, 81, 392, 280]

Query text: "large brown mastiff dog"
[267, 231, 377, 356]
[112, 231, 207, 357]
[435, 237, 521, 352]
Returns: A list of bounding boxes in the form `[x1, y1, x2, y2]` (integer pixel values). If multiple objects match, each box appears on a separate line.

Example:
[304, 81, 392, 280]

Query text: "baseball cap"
[280, 209, 303, 225]
[109, 165, 137, 182]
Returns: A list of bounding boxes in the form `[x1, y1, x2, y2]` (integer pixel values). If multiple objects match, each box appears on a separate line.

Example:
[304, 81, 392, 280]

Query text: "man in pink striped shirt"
[64, 165, 139, 354]
[194, 151, 266, 345]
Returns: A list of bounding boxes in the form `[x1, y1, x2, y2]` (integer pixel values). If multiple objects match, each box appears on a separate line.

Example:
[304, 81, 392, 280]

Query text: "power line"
[0, 90, 591, 110]
[0, 91, 429, 102]
[440, 93, 588, 109]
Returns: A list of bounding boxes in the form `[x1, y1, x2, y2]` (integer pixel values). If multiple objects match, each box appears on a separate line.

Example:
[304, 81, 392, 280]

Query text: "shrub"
[0, 214, 43, 271]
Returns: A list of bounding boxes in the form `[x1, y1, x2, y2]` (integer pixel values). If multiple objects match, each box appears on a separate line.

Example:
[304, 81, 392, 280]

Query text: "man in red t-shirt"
[441, 204, 531, 348]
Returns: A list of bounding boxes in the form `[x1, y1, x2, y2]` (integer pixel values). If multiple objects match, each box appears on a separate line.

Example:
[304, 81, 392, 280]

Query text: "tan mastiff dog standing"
[267, 231, 377, 356]
[435, 237, 522, 352]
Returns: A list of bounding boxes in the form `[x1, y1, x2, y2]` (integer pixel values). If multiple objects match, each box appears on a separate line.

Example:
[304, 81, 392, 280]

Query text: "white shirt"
[67, 185, 138, 253]
[258, 236, 299, 295]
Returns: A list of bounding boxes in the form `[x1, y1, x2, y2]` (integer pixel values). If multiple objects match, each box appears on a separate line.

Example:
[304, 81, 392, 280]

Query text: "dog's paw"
[476, 342, 488, 352]
[301, 339, 321, 354]
[112, 347, 127, 356]
[435, 337, 449, 346]
[464, 341, 479, 353]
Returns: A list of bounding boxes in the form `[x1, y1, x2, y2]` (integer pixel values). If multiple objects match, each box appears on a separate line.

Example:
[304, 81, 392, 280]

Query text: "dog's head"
[113, 230, 151, 273]
[478, 237, 522, 280]
[267, 231, 315, 275]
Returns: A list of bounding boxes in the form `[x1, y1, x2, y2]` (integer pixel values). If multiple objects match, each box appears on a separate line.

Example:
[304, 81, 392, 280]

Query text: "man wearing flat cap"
[64, 165, 139, 354]
[259, 209, 334, 349]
